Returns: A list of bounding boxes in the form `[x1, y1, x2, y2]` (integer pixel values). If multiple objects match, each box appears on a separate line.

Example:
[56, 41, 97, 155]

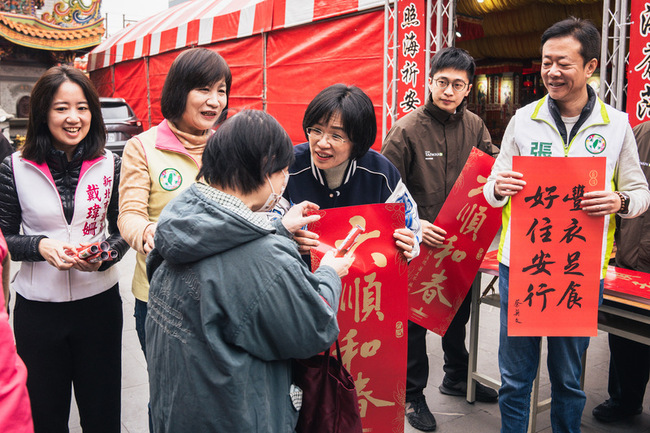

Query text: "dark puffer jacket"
[0, 145, 128, 269]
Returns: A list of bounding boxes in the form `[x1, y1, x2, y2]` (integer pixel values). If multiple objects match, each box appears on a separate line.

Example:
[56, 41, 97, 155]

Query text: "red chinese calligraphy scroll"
[397, 0, 427, 119]
[626, 2, 650, 127]
[309, 203, 407, 433]
[604, 266, 650, 306]
[408, 147, 501, 335]
[509, 156, 606, 336]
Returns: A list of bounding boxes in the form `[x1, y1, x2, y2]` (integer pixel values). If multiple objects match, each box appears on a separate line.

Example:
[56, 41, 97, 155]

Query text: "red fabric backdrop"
[266, 10, 383, 149]
[91, 9, 384, 150]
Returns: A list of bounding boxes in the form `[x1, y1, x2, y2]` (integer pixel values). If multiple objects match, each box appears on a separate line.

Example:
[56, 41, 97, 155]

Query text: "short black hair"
[198, 110, 294, 194]
[541, 17, 600, 65]
[302, 84, 376, 161]
[429, 47, 476, 83]
[22, 65, 106, 163]
[160, 48, 232, 123]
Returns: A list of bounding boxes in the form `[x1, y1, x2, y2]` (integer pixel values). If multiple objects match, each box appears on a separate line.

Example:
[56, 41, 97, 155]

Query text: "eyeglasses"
[306, 127, 348, 145]
[432, 78, 468, 92]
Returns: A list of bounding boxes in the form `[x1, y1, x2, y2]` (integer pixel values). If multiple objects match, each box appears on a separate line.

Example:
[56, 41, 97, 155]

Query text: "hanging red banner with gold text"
[509, 156, 605, 337]
[397, 0, 427, 118]
[626, 2, 650, 128]
[309, 203, 408, 433]
[408, 148, 501, 335]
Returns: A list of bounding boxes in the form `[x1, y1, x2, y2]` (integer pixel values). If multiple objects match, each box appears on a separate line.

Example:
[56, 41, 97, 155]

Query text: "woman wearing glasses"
[276, 83, 421, 259]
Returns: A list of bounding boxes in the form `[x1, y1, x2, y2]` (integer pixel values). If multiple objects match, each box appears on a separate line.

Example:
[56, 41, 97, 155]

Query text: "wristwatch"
[615, 191, 630, 214]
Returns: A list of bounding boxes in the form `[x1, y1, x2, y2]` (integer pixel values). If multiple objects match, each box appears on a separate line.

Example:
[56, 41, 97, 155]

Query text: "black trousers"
[406, 275, 479, 400]
[607, 333, 650, 407]
[14, 285, 123, 433]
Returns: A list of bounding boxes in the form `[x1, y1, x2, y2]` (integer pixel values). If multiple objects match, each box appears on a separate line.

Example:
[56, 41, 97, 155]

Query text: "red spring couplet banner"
[408, 147, 501, 335]
[509, 156, 606, 337]
[604, 266, 650, 306]
[309, 203, 408, 433]
[625, 2, 650, 128]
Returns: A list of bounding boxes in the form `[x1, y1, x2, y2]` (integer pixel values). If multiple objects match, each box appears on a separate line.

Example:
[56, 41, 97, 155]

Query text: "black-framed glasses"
[306, 127, 347, 145]
[433, 78, 468, 92]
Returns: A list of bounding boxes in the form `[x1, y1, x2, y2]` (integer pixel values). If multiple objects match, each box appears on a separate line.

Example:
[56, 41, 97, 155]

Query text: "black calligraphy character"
[637, 84, 650, 121]
[564, 251, 584, 276]
[634, 43, 650, 81]
[560, 218, 586, 243]
[399, 88, 421, 113]
[539, 218, 552, 242]
[526, 218, 539, 243]
[523, 283, 556, 312]
[642, 4, 650, 37]
[557, 281, 583, 309]
[543, 186, 559, 208]
[524, 186, 558, 209]
[522, 250, 555, 275]
[402, 31, 420, 58]
[524, 287, 534, 307]
[401, 4, 421, 29]
[524, 186, 545, 208]
[400, 61, 420, 87]
[525, 217, 552, 243]
[562, 184, 585, 211]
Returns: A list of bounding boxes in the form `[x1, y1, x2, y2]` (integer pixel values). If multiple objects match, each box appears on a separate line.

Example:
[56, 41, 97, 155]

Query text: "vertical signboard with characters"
[397, 1, 427, 118]
[626, 2, 650, 128]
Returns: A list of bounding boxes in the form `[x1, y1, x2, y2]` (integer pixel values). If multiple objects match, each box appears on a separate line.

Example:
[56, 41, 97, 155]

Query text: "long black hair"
[22, 65, 106, 163]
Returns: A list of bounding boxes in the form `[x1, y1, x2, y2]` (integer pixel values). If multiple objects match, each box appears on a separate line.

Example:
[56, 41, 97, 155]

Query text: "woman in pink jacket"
[0, 230, 33, 433]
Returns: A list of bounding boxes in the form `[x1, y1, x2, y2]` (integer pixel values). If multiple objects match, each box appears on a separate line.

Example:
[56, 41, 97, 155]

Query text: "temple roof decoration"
[41, 0, 101, 28]
[0, 11, 103, 51]
[0, 0, 43, 16]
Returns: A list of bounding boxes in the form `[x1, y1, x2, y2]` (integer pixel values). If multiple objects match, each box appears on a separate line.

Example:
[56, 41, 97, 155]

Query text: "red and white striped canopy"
[89, 0, 383, 71]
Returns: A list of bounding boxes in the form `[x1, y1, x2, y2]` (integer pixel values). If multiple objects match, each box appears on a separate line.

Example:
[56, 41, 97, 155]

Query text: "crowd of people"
[0, 16, 648, 433]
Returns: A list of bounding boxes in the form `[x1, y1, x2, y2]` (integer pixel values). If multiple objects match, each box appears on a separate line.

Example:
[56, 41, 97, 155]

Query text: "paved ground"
[9, 248, 650, 432]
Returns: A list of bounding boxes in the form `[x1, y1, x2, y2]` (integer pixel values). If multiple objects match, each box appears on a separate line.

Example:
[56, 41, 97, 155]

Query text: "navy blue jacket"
[280, 142, 421, 245]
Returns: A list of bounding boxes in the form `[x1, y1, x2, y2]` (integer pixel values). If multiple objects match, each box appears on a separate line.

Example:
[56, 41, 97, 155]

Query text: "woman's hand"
[421, 219, 446, 248]
[38, 238, 77, 271]
[143, 223, 156, 254]
[319, 250, 353, 278]
[394, 228, 416, 259]
[580, 190, 621, 216]
[281, 201, 321, 233]
[294, 229, 320, 255]
[494, 171, 526, 199]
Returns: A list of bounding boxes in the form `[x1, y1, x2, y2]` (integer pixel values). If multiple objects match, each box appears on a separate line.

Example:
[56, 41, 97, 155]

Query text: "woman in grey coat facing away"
[145, 109, 352, 433]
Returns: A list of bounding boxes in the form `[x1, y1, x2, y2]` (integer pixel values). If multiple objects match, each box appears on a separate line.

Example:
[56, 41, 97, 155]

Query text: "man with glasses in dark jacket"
[382, 47, 499, 432]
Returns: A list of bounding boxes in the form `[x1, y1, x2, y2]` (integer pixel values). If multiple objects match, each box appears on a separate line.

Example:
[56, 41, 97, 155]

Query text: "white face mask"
[258, 169, 289, 212]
